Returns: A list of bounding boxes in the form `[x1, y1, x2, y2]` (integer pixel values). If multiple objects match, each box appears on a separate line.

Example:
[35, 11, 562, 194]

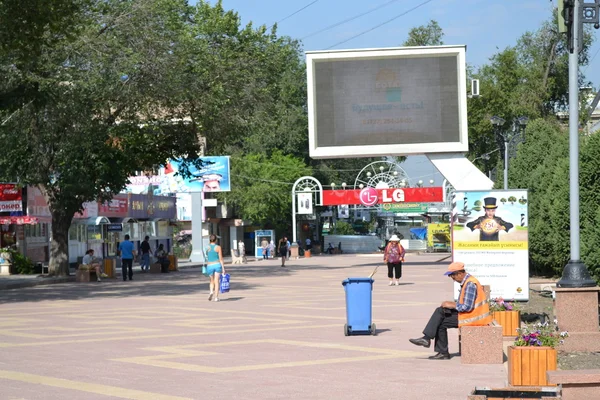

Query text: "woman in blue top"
[206, 234, 225, 302]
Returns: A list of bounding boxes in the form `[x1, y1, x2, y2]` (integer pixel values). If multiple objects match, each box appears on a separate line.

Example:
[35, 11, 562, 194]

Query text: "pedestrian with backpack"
[383, 235, 406, 286]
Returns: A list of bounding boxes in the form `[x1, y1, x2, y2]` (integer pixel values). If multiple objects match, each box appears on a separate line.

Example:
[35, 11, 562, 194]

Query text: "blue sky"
[209, 0, 600, 186]
[213, 0, 600, 87]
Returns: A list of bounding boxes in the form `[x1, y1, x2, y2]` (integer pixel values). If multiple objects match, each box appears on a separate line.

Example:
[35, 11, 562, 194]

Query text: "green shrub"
[4, 249, 35, 274]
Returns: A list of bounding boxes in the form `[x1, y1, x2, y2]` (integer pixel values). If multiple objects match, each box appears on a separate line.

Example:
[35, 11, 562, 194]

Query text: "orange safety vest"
[458, 275, 492, 327]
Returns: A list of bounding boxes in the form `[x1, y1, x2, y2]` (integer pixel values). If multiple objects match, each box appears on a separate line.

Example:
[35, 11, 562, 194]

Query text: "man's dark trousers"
[122, 258, 133, 281]
[423, 307, 459, 354]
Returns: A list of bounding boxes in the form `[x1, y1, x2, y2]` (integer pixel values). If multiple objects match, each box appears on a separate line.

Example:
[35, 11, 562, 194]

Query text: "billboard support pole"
[189, 192, 205, 263]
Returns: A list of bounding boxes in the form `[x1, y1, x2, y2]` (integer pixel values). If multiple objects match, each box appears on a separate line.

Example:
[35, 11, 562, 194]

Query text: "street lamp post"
[490, 116, 529, 190]
[557, 0, 598, 288]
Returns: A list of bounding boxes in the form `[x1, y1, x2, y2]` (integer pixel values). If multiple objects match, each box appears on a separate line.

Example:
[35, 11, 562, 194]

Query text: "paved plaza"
[0, 254, 506, 399]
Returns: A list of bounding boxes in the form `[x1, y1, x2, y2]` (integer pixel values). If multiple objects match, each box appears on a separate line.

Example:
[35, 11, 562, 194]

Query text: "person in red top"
[383, 235, 405, 286]
[408, 262, 491, 360]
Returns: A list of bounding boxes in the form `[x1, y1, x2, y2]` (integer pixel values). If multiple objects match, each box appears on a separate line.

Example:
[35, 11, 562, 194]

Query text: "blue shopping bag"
[220, 273, 230, 293]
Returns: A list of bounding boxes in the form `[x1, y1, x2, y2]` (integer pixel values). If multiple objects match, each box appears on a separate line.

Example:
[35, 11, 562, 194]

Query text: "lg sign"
[359, 188, 406, 206]
[359, 187, 378, 206]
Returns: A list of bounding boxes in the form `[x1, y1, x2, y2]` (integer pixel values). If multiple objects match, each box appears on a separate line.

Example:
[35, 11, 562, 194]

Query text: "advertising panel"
[381, 203, 428, 213]
[427, 223, 450, 250]
[0, 184, 22, 212]
[307, 46, 468, 158]
[338, 205, 350, 219]
[297, 192, 313, 215]
[159, 156, 231, 193]
[452, 190, 529, 301]
[323, 187, 442, 206]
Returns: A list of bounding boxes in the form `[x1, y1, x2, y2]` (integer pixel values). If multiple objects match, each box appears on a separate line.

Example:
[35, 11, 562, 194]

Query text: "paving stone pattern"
[0, 255, 506, 399]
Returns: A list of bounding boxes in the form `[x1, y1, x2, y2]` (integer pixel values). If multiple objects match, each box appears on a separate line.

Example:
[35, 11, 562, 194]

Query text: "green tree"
[0, 0, 305, 275]
[0, 0, 206, 275]
[402, 20, 444, 46]
[467, 12, 593, 168]
[333, 220, 355, 235]
[509, 119, 569, 276]
[219, 151, 311, 233]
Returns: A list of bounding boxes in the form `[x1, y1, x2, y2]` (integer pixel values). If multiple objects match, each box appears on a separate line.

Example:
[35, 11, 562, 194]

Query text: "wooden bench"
[76, 265, 98, 282]
[231, 250, 243, 264]
[547, 369, 600, 400]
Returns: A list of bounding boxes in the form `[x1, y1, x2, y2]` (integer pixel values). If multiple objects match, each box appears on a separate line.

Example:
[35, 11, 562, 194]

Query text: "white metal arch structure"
[292, 176, 323, 243]
[353, 160, 410, 190]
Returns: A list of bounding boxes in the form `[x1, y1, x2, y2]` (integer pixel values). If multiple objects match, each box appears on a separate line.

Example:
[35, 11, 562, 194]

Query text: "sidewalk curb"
[0, 276, 76, 290]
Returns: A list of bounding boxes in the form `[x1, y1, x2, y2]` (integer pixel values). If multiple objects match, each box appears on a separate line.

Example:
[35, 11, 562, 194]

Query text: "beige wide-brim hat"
[388, 235, 401, 242]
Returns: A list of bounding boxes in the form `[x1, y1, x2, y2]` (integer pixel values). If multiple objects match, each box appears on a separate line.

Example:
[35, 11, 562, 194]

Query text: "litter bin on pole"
[342, 277, 375, 336]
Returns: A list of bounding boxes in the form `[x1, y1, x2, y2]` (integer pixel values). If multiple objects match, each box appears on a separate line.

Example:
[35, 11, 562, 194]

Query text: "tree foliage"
[402, 20, 444, 46]
[0, 0, 310, 275]
[220, 151, 311, 235]
[467, 11, 593, 171]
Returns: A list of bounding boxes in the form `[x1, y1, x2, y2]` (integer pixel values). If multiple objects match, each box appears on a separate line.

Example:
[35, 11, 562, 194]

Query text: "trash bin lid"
[342, 277, 374, 286]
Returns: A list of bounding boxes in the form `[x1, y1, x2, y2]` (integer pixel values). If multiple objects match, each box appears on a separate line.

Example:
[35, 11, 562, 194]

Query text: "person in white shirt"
[82, 249, 108, 282]
[238, 240, 247, 263]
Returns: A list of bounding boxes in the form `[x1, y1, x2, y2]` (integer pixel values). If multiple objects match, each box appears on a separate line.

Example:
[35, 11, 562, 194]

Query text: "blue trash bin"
[342, 277, 376, 336]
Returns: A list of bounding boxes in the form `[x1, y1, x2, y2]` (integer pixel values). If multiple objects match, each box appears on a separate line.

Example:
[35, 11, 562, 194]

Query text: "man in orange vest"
[408, 261, 492, 360]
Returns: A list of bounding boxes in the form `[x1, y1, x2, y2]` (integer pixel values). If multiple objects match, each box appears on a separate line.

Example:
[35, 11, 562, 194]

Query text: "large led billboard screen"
[306, 46, 468, 158]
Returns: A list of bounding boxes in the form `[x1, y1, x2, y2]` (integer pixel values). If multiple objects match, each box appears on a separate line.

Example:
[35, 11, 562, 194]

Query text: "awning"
[0, 216, 39, 225]
[73, 216, 110, 225]
[109, 217, 138, 224]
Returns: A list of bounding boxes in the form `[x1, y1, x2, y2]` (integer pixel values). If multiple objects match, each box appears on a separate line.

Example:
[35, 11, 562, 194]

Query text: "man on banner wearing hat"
[408, 262, 492, 360]
[466, 197, 514, 241]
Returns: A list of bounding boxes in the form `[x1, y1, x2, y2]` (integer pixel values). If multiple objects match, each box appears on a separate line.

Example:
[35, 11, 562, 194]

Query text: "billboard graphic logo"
[359, 187, 378, 206]
[376, 69, 402, 102]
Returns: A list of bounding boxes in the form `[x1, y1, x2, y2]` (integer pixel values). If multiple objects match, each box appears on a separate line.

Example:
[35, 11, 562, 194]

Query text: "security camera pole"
[557, 0, 599, 287]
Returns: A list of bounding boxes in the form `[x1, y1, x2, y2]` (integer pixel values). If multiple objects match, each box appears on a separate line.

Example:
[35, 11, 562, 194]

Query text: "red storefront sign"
[98, 197, 128, 217]
[0, 216, 38, 225]
[0, 183, 23, 212]
[322, 187, 443, 206]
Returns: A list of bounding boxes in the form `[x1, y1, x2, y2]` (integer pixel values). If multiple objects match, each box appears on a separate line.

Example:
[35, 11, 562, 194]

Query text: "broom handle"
[368, 266, 379, 279]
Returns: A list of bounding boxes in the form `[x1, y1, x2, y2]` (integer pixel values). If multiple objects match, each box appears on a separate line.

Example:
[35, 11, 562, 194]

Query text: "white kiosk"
[254, 229, 275, 259]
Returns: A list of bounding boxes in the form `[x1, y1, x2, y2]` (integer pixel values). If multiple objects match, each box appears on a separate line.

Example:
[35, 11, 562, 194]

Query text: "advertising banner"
[297, 192, 313, 215]
[452, 190, 529, 301]
[323, 187, 442, 206]
[126, 175, 162, 194]
[427, 223, 450, 248]
[306, 46, 468, 158]
[381, 202, 428, 213]
[338, 205, 349, 219]
[0, 184, 22, 212]
[160, 156, 231, 193]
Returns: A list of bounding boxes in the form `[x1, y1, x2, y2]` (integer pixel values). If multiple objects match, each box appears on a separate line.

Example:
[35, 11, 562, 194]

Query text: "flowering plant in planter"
[514, 321, 569, 348]
[489, 297, 522, 312]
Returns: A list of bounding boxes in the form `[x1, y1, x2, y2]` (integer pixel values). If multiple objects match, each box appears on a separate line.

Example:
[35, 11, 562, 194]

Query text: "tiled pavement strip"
[0, 254, 506, 400]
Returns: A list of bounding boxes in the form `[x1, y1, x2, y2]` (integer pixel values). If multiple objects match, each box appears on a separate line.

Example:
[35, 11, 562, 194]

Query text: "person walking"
[206, 234, 226, 302]
[286, 238, 291, 260]
[383, 235, 405, 286]
[408, 262, 492, 360]
[278, 237, 288, 267]
[238, 240, 247, 263]
[140, 236, 152, 272]
[118, 234, 135, 281]
[268, 240, 275, 260]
